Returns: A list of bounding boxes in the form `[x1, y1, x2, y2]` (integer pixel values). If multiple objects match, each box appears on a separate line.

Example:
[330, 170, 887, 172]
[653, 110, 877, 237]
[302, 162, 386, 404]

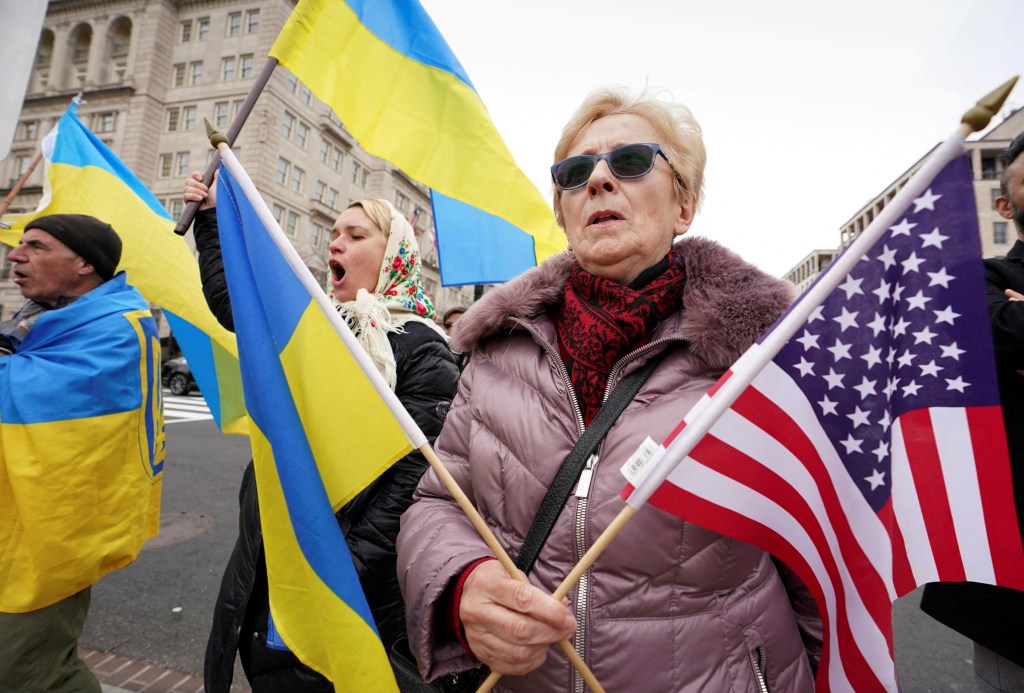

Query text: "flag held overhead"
[270, 0, 566, 285]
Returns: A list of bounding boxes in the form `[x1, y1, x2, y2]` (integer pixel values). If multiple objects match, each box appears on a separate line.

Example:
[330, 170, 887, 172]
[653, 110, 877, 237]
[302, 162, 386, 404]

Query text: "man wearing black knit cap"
[0, 213, 122, 354]
[0, 213, 164, 692]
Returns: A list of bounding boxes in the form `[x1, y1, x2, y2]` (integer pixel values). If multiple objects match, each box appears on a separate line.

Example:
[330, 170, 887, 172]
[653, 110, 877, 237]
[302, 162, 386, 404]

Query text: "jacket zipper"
[515, 321, 679, 692]
[748, 646, 770, 693]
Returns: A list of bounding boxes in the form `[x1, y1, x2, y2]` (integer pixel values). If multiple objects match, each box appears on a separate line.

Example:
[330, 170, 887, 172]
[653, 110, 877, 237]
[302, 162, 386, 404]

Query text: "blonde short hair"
[347, 198, 393, 237]
[552, 87, 706, 228]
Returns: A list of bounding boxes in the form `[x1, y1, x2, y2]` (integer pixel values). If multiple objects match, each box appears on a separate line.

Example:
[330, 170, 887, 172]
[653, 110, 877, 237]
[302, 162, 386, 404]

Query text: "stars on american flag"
[772, 184, 995, 508]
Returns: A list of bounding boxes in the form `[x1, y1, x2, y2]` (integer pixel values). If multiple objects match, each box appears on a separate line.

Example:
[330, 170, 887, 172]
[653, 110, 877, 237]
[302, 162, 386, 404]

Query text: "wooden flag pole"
[481, 74, 1020, 693]
[0, 150, 42, 218]
[174, 58, 279, 235]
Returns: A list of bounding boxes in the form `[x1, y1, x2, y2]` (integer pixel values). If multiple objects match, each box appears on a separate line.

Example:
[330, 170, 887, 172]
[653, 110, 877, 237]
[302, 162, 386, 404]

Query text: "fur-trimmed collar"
[452, 236, 796, 371]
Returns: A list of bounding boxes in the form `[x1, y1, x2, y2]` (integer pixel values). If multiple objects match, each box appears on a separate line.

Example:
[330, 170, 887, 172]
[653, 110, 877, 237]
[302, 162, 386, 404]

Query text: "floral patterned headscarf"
[332, 200, 446, 389]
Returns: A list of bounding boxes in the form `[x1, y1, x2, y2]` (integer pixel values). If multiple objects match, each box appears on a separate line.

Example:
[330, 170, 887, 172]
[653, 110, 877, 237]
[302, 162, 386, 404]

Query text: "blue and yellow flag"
[0, 275, 164, 612]
[270, 0, 567, 286]
[0, 102, 246, 434]
[216, 154, 409, 689]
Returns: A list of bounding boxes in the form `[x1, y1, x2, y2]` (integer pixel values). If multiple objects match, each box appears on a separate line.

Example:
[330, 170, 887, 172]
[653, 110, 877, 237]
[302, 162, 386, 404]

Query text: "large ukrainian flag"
[0, 102, 246, 434]
[0, 276, 164, 611]
[216, 151, 408, 689]
[270, 0, 566, 286]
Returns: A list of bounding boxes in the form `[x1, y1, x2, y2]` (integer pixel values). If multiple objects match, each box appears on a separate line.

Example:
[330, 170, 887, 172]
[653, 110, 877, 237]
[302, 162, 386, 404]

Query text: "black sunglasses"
[550, 143, 672, 191]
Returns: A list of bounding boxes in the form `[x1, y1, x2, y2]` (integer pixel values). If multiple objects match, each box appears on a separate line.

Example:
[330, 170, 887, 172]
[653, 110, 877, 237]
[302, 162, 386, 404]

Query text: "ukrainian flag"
[216, 152, 408, 689]
[270, 0, 566, 286]
[0, 102, 246, 434]
[0, 276, 164, 611]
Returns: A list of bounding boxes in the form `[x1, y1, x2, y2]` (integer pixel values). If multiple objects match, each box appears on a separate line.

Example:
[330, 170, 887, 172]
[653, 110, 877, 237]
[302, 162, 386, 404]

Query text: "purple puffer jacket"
[397, 238, 823, 692]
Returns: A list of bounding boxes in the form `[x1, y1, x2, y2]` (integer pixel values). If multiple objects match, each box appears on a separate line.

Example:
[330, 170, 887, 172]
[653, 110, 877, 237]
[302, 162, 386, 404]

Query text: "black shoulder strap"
[515, 353, 665, 574]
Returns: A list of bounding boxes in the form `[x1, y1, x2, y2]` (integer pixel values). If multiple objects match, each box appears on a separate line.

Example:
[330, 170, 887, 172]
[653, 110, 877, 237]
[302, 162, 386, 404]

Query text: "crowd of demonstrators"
[920, 133, 1024, 692]
[9, 88, 1022, 693]
[396, 87, 822, 692]
[182, 173, 460, 692]
[0, 215, 163, 692]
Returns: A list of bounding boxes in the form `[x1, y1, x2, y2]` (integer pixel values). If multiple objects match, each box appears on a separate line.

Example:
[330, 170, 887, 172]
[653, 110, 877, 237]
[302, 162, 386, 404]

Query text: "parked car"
[162, 356, 198, 396]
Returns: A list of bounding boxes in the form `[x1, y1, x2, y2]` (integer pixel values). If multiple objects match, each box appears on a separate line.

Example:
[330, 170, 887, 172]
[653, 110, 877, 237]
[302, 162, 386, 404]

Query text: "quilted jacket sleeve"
[192, 207, 234, 332]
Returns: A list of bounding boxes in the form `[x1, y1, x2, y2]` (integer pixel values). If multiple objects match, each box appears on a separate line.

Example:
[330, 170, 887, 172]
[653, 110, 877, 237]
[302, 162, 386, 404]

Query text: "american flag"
[622, 141, 1024, 691]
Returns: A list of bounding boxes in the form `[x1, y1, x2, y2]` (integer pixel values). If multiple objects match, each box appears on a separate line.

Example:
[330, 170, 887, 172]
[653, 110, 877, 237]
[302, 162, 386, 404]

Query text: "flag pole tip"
[204, 118, 228, 148]
[962, 76, 1019, 133]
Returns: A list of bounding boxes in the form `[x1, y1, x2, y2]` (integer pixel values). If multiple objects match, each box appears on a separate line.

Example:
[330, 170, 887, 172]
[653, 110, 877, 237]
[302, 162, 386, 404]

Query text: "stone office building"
[0, 0, 476, 327]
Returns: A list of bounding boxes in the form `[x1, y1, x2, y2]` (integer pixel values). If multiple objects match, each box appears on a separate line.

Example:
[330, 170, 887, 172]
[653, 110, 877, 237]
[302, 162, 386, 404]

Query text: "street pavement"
[76, 391, 980, 692]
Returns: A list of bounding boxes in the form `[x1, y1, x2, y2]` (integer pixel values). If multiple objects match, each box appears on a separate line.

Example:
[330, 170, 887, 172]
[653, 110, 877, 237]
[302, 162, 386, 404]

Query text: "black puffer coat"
[191, 209, 461, 691]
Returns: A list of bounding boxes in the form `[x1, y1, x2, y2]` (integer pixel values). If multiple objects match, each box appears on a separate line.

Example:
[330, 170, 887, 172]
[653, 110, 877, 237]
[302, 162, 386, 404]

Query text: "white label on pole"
[621, 437, 664, 485]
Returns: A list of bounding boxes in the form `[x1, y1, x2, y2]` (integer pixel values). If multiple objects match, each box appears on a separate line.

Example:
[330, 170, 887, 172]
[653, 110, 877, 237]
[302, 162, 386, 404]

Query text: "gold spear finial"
[204, 118, 229, 149]
[961, 76, 1019, 134]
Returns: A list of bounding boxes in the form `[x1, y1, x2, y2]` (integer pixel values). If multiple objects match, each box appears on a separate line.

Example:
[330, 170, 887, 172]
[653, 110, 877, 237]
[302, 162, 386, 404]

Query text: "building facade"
[784, 108, 1024, 288]
[0, 0, 475, 328]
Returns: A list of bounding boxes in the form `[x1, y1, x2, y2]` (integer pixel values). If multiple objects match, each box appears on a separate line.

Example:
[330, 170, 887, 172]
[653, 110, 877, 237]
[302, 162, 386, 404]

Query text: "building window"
[227, 12, 242, 36]
[352, 162, 369, 188]
[179, 20, 192, 43]
[327, 188, 339, 210]
[395, 191, 409, 212]
[314, 180, 326, 202]
[221, 57, 236, 81]
[994, 221, 1009, 245]
[285, 210, 300, 237]
[232, 99, 243, 117]
[282, 112, 295, 139]
[981, 157, 999, 180]
[312, 223, 327, 251]
[330, 148, 342, 172]
[197, 17, 210, 40]
[992, 188, 1002, 210]
[176, 152, 191, 177]
[158, 153, 172, 178]
[276, 158, 290, 185]
[240, 54, 253, 79]
[190, 61, 203, 85]
[213, 101, 229, 128]
[299, 85, 312, 105]
[182, 106, 196, 130]
[286, 73, 298, 93]
[291, 166, 304, 193]
[296, 122, 309, 149]
[246, 9, 260, 33]
[172, 63, 186, 87]
[166, 107, 180, 131]
[18, 121, 38, 141]
[319, 138, 329, 163]
[95, 112, 116, 133]
[169, 198, 183, 218]
[272, 203, 285, 225]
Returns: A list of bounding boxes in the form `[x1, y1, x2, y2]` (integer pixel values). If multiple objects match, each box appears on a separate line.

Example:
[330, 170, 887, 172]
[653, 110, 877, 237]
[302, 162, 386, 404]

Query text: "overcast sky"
[418, 0, 1024, 277]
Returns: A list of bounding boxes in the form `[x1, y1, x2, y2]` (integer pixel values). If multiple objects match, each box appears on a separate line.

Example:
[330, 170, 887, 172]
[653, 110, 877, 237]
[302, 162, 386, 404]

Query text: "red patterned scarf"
[554, 249, 686, 425]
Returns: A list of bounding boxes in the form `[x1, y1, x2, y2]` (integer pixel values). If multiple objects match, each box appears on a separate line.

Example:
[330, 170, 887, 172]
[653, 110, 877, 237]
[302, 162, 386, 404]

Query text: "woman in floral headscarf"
[182, 174, 461, 693]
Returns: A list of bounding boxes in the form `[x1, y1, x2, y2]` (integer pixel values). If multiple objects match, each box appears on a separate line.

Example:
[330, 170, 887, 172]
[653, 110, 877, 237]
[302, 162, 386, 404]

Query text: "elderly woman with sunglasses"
[397, 87, 822, 692]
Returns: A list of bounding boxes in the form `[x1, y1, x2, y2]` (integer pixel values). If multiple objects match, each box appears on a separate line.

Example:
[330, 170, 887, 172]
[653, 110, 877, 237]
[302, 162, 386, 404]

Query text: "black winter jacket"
[191, 209, 461, 691]
[920, 239, 1024, 665]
